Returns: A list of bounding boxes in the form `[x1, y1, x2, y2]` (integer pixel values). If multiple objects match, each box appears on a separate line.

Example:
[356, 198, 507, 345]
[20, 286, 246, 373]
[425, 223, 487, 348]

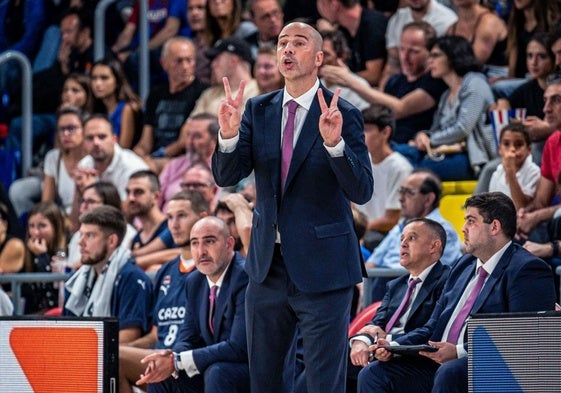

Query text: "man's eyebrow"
[278, 33, 310, 41]
[190, 235, 219, 241]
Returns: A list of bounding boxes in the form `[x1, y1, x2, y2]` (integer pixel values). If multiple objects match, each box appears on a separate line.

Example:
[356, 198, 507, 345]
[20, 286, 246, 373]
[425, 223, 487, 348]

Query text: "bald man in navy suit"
[213, 22, 373, 393]
[137, 217, 250, 393]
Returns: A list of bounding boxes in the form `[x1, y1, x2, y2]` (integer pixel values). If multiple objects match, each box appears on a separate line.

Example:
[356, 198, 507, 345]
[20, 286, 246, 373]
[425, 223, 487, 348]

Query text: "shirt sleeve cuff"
[324, 138, 345, 157]
[349, 334, 373, 348]
[456, 344, 467, 358]
[179, 350, 200, 377]
[218, 131, 239, 153]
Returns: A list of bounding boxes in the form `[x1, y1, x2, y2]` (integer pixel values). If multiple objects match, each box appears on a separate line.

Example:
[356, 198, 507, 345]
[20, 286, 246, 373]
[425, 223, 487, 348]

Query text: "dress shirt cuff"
[349, 334, 373, 348]
[218, 131, 239, 153]
[179, 350, 200, 377]
[456, 344, 467, 359]
[324, 138, 345, 157]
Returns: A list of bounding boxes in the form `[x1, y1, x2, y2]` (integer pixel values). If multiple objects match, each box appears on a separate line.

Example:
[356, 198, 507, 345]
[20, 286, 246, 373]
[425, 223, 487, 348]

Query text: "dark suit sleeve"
[505, 257, 556, 311]
[173, 278, 205, 353]
[212, 101, 255, 187]
[395, 297, 442, 345]
[370, 279, 396, 329]
[328, 101, 373, 205]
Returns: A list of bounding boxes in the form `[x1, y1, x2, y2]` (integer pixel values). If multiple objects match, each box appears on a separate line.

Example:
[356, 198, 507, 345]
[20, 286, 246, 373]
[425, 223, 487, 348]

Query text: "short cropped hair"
[412, 168, 442, 209]
[404, 217, 447, 257]
[80, 205, 127, 245]
[129, 170, 161, 192]
[169, 190, 209, 215]
[499, 122, 531, 146]
[464, 192, 516, 239]
[402, 21, 437, 48]
[362, 104, 395, 138]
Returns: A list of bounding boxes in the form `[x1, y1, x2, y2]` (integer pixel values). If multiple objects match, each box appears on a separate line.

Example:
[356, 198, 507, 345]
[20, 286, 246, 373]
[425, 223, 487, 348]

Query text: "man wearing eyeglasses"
[247, 0, 284, 60]
[365, 169, 461, 301]
[159, 114, 219, 210]
[180, 163, 219, 212]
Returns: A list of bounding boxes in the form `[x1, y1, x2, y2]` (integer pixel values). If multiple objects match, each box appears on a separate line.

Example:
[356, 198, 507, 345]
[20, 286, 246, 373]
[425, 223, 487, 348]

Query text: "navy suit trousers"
[246, 245, 354, 393]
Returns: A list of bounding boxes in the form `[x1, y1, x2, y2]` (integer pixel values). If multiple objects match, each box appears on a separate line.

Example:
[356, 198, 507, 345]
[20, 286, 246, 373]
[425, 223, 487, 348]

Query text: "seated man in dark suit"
[359, 192, 557, 393]
[137, 216, 249, 393]
[347, 218, 449, 392]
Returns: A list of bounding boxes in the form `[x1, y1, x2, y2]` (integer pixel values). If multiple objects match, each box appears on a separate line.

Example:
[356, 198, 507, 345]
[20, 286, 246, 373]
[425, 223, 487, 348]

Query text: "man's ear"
[425, 193, 436, 209]
[315, 51, 324, 68]
[107, 232, 120, 249]
[489, 219, 502, 236]
[226, 235, 236, 250]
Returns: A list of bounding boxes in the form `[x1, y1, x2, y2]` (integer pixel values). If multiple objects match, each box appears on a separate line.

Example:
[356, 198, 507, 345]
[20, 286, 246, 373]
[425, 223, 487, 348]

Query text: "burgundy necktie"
[447, 267, 488, 344]
[385, 277, 422, 332]
[208, 285, 218, 334]
[281, 100, 298, 190]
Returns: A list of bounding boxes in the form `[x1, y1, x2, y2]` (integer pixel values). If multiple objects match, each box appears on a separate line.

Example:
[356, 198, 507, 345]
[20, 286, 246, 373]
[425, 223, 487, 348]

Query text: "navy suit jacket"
[371, 261, 449, 335]
[212, 85, 373, 292]
[396, 243, 556, 347]
[173, 253, 248, 372]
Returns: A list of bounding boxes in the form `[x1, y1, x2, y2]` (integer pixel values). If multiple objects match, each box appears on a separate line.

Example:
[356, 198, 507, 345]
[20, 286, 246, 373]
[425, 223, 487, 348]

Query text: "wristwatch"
[171, 352, 180, 379]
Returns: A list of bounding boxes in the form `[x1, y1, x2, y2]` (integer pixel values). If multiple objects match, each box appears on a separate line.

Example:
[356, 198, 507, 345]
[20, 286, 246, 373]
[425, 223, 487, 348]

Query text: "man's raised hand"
[318, 88, 343, 147]
[218, 77, 246, 139]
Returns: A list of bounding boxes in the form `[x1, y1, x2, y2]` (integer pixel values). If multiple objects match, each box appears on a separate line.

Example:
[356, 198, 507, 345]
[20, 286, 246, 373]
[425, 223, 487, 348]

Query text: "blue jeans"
[393, 143, 474, 181]
[491, 78, 527, 99]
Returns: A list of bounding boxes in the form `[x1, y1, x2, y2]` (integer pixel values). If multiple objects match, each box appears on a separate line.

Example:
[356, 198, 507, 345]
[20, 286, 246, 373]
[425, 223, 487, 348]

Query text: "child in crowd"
[489, 123, 540, 210]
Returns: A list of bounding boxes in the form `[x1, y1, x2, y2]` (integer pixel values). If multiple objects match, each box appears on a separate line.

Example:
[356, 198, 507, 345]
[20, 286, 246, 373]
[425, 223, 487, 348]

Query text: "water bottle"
[52, 249, 69, 307]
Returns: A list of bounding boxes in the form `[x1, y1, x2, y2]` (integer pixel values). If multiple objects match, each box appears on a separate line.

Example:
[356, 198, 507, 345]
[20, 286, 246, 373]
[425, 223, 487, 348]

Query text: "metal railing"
[363, 268, 408, 307]
[0, 270, 157, 316]
[94, 0, 150, 100]
[3, 266, 558, 316]
[0, 272, 70, 315]
[0, 51, 32, 174]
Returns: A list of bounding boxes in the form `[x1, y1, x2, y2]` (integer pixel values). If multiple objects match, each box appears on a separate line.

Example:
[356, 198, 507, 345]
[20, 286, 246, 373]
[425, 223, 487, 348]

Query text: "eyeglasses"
[544, 94, 561, 105]
[80, 198, 102, 206]
[180, 182, 213, 190]
[398, 187, 421, 197]
[57, 125, 81, 134]
[428, 51, 445, 59]
[258, 9, 282, 22]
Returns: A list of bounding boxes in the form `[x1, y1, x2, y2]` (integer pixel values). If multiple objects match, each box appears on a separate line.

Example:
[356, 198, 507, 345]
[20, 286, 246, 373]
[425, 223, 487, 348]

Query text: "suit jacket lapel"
[284, 90, 322, 192]
[471, 244, 513, 313]
[447, 260, 476, 316]
[210, 260, 235, 339]
[409, 263, 442, 316]
[200, 284, 213, 342]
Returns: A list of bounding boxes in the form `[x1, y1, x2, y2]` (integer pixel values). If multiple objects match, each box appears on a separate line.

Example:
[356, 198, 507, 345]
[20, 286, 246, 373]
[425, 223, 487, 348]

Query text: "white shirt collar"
[409, 261, 438, 283]
[476, 241, 511, 276]
[282, 79, 320, 111]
